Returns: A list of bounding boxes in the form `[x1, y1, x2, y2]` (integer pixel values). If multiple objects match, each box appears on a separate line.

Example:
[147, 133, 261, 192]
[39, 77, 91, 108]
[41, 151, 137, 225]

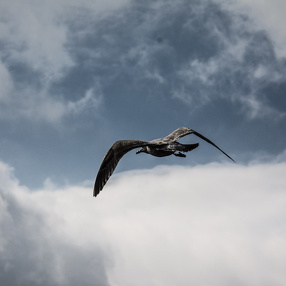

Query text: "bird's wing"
[152, 127, 235, 162]
[151, 127, 193, 144]
[191, 130, 235, 162]
[94, 140, 149, 197]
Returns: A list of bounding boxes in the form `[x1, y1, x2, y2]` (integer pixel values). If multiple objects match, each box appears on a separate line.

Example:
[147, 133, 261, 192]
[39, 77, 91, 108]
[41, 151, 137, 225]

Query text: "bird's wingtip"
[93, 188, 99, 197]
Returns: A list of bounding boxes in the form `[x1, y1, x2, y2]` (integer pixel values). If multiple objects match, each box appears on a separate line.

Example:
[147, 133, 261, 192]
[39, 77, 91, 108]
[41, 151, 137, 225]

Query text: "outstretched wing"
[151, 127, 193, 144]
[94, 140, 148, 197]
[152, 127, 235, 162]
[191, 130, 235, 162]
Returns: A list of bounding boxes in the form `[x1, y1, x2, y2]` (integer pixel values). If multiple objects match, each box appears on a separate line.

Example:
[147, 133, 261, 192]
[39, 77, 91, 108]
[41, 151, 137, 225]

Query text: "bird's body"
[94, 127, 235, 196]
[136, 142, 198, 157]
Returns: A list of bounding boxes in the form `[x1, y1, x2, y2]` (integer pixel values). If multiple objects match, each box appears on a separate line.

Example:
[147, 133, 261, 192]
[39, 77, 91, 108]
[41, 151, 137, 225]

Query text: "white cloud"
[239, 95, 285, 120]
[67, 88, 102, 115]
[0, 86, 102, 123]
[0, 1, 73, 80]
[0, 0, 132, 79]
[0, 161, 109, 286]
[219, 0, 286, 58]
[1, 158, 286, 286]
[0, 0, 128, 124]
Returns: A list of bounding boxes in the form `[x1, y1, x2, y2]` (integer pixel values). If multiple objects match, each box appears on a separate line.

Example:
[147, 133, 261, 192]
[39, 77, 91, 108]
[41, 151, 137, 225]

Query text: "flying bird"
[94, 127, 235, 197]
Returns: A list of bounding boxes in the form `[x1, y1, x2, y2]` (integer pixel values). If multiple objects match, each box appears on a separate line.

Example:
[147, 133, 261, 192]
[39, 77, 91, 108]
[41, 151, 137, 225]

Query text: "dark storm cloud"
[42, 0, 285, 176]
[1, 0, 285, 124]
[0, 0, 285, 187]
[58, 0, 286, 120]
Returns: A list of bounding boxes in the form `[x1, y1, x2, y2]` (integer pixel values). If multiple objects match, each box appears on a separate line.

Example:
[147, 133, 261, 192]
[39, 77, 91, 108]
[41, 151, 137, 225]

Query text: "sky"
[0, 0, 285, 285]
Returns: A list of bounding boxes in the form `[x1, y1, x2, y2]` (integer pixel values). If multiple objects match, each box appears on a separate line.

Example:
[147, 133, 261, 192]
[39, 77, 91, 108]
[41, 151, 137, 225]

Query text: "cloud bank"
[0, 0, 285, 123]
[1, 159, 286, 286]
[0, 0, 122, 123]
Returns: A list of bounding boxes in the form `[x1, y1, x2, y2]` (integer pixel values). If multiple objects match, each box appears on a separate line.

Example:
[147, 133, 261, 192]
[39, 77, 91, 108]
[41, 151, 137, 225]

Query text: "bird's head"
[136, 147, 147, 154]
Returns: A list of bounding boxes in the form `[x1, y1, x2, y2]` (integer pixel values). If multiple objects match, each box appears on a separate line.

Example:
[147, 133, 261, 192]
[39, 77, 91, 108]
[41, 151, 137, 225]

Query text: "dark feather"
[93, 140, 148, 196]
[93, 127, 235, 197]
[192, 130, 235, 162]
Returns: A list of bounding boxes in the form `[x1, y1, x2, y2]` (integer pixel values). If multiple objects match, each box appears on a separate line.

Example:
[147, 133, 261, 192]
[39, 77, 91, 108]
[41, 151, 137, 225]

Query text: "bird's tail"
[180, 143, 199, 152]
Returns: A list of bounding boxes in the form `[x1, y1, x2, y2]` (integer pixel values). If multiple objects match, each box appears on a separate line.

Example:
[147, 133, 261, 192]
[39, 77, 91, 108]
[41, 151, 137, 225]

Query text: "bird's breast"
[146, 146, 173, 157]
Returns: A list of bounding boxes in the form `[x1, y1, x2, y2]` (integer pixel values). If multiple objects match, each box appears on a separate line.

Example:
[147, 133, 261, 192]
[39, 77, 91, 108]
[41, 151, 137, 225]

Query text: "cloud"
[76, 0, 285, 120]
[67, 88, 102, 115]
[0, 0, 126, 123]
[0, 1, 73, 80]
[1, 158, 286, 286]
[0, 86, 102, 123]
[219, 0, 286, 58]
[0, 0, 131, 79]
[0, 62, 13, 101]
[0, 161, 110, 286]
[169, 1, 286, 119]
[0, 0, 285, 124]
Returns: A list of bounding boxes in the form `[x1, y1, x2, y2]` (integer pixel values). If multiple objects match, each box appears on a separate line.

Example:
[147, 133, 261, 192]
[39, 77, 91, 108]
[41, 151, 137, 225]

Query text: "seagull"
[94, 127, 235, 197]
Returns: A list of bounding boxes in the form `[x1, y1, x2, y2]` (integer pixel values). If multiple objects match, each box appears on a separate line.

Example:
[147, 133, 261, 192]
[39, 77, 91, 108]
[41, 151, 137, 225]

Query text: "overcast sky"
[0, 0, 286, 285]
